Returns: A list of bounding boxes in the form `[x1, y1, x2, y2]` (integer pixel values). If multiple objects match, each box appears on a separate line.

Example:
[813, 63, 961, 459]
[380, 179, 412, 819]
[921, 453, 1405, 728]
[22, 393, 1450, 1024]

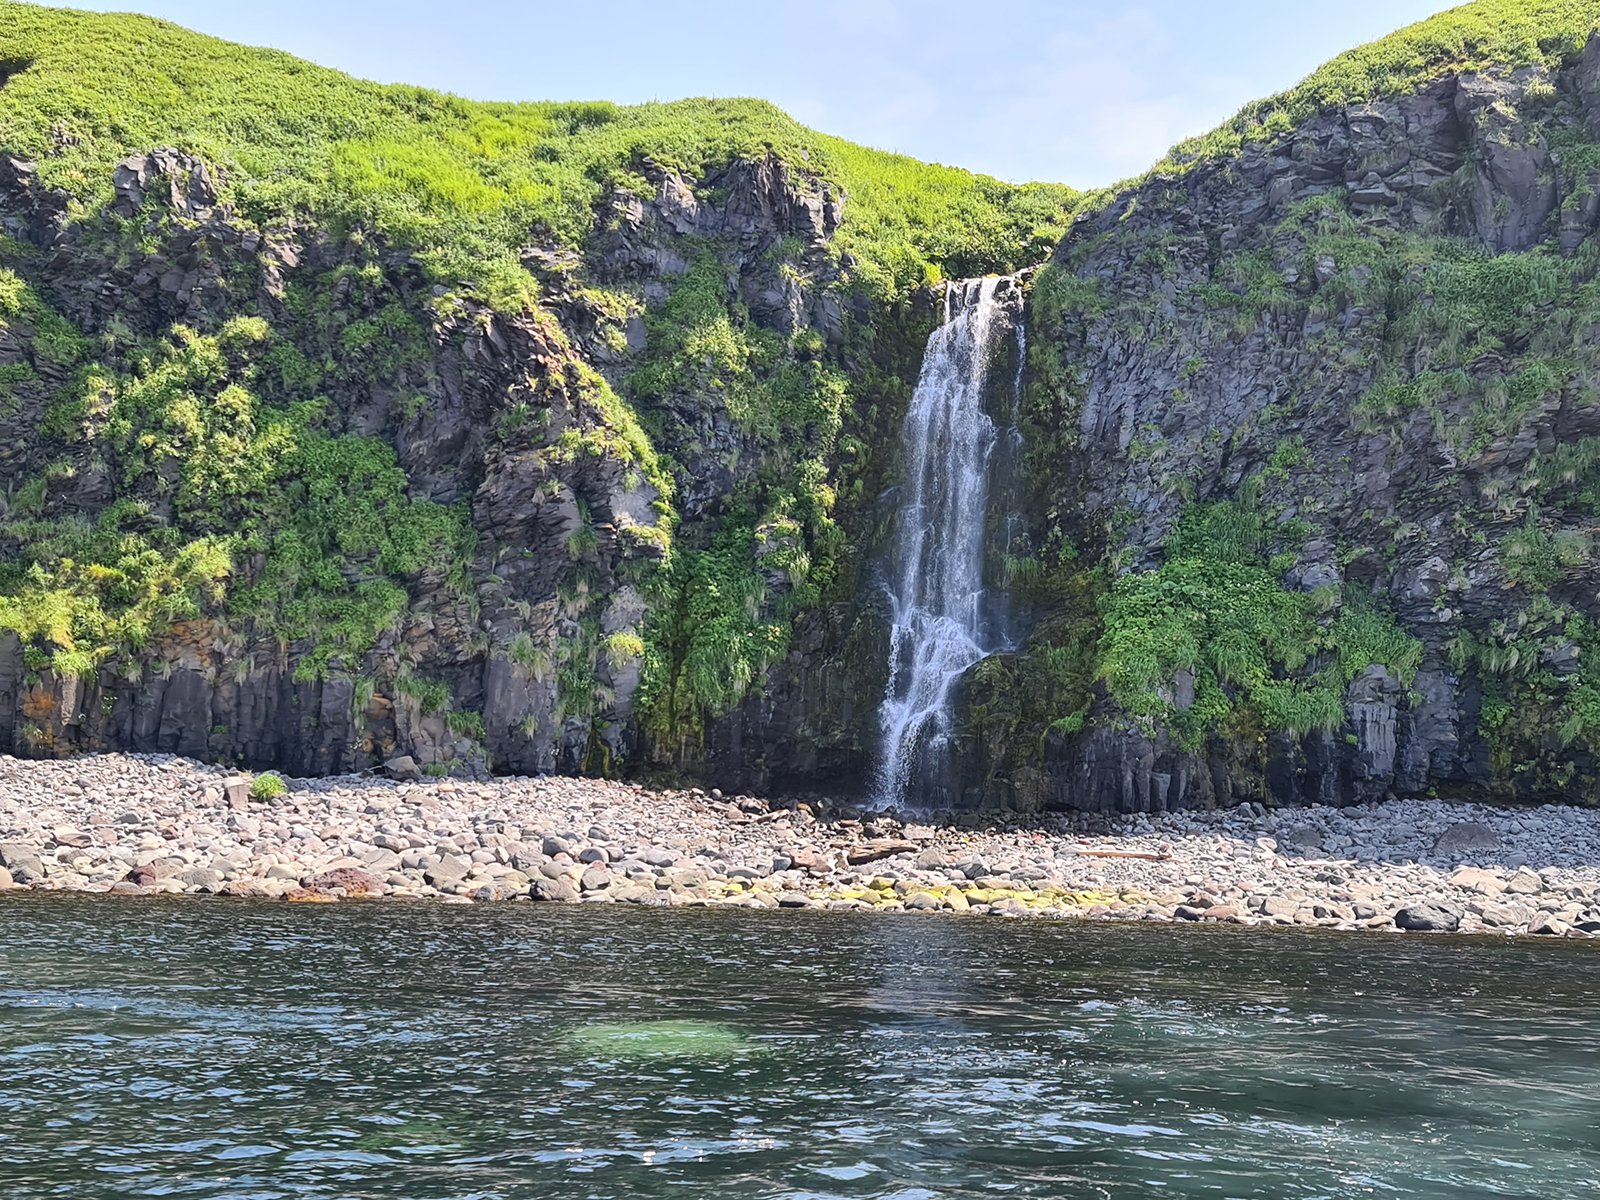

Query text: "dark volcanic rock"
[1395, 905, 1463, 933]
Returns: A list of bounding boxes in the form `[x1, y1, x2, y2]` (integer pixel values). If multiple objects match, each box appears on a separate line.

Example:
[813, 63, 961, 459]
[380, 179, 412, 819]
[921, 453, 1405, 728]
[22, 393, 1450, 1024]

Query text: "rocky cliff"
[981, 19, 1600, 813]
[0, 3, 1072, 792]
[10, 0, 1600, 817]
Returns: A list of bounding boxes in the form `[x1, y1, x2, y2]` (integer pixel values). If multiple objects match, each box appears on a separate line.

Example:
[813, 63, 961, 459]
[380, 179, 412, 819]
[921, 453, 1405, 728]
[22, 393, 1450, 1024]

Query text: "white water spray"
[874, 276, 1015, 808]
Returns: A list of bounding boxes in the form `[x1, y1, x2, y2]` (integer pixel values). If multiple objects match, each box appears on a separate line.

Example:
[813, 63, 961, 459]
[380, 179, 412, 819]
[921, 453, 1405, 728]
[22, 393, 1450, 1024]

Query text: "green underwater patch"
[564, 1019, 757, 1059]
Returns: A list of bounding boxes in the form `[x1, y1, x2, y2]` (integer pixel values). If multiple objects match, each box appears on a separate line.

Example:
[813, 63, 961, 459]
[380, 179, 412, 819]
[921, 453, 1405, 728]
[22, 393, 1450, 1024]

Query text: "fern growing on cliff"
[1098, 493, 1422, 748]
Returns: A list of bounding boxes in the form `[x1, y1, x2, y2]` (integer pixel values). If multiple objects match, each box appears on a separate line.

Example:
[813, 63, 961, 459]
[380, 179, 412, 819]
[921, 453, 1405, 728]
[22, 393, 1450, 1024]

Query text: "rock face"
[0, 143, 918, 791]
[994, 35, 1600, 813]
[10, 17, 1600, 820]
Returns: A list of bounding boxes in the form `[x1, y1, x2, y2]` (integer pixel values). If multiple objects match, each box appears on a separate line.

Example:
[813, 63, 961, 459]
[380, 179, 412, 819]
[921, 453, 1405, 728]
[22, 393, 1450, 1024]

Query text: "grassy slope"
[0, 2, 1075, 302]
[1072, 0, 1600, 204]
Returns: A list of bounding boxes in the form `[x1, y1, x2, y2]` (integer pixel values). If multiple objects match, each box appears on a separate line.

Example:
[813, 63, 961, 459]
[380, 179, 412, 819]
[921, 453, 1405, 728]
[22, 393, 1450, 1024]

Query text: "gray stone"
[176, 867, 223, 892]
[1433, 822, 1503, 857]
[424, 857, 469, 886]
[0, 844, 43, 878]
[1260, 894, 1297, 918]
[1505, 869, 1544, 895]
[1281, 825, 1324, 853]
[541, 836, 571, 857]
[533, 876, 580, 902]
[1394, 904, 1462, 932]
[222, 776, 251, 810]
[359, 848, 403, 873]
[383, 756, 422, 782]
[613, 884, 662, 904]
[642, 846, 677, 867]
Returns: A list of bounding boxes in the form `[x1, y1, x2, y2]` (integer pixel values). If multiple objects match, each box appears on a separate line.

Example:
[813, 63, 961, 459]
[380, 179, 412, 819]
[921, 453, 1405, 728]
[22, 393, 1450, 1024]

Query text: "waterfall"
[874, 276, 1020, 809]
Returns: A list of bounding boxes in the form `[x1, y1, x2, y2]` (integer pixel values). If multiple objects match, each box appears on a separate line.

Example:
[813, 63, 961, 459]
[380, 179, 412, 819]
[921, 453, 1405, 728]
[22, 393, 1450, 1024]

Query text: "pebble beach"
[2, 753, 1600, 937]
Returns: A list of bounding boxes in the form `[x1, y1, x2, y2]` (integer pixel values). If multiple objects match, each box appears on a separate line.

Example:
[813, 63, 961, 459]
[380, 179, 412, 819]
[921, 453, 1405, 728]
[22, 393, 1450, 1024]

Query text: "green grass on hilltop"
[1117, 0, 1600, 189]
[0, 2, 1075, 305]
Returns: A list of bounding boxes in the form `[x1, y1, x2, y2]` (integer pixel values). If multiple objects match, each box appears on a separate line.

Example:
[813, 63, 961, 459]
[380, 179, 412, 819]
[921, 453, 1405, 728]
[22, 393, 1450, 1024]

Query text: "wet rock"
[306, 867, 384, 896]
[284, 888, 339, 903]
[1394, 905, 1462, 932]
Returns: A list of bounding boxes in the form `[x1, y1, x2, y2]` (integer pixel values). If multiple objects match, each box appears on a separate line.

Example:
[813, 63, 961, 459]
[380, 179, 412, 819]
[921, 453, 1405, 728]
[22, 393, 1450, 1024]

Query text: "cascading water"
[874, 275, 1021, 809]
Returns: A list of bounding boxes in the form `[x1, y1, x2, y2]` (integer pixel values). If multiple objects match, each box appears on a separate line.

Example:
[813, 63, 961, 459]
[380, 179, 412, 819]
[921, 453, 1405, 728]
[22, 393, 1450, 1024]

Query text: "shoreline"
[1, 753, 1598, 938]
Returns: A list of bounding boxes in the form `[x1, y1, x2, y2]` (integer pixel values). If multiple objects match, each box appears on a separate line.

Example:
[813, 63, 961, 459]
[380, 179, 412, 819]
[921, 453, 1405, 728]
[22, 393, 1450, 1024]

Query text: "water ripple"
[1, 896, 1599, 1198]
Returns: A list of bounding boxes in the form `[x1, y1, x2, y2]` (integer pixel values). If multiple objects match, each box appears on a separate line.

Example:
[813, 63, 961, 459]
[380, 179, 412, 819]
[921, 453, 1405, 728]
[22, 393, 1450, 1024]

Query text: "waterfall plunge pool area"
[2, 896, 1598, 1198]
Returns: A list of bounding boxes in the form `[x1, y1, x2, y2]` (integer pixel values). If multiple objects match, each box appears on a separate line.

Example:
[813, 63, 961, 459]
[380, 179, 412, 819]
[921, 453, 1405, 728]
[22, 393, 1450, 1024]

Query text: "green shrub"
[446, 709, 486, 740]
[250, 772, 286, 799]
[396, 674, 452, 716]
[1098, 493, 1422, 746]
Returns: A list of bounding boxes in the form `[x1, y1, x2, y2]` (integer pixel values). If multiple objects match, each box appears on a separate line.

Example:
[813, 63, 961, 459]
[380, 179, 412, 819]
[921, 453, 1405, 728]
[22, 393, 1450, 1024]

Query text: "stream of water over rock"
[876, 276, 1023, 809]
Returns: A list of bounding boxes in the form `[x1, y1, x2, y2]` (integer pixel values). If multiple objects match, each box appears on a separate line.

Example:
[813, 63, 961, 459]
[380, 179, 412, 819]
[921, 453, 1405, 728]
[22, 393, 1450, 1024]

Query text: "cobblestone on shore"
[2, 754, 1600, 937]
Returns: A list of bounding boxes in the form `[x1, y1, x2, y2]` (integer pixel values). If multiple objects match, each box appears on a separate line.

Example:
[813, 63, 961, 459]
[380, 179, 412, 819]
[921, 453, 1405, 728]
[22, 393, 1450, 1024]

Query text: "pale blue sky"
[75, 1, 1456, 188]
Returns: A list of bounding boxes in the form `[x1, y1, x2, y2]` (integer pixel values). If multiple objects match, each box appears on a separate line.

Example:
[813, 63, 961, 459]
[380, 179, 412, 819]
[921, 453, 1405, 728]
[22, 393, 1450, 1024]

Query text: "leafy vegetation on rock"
[0, 2, 1075, 306]
[0, 2, 1083, 779]
[1097, 491, 1421, 749]
[1134, 0, 1600, 185]
[0, 282, 474, 684]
